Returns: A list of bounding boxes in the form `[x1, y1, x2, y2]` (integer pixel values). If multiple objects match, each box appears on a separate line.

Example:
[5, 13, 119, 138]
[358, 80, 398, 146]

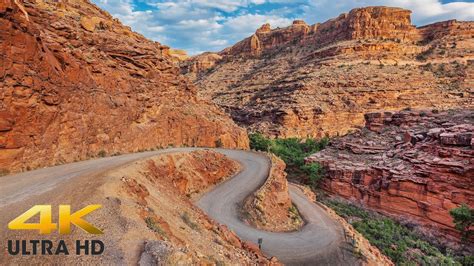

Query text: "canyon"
[182, 6, 473, 139]
[306, 109, 473, 245]
[1, 1, 472, 264]
[0, 0, 248, 173]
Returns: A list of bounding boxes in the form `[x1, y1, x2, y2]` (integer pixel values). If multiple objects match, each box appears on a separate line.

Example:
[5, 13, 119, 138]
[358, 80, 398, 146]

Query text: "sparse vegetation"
[97, 150, 107, 158]
[145, 217, 167, 238]
[288, 204, 302, 223]
[181, 212, 200, 231]
[450, 204, 474, 242]
[249, 133, 328, 187]
[215, 139, 223, 148]
[322, 199, 469, 265]
[0, 168, 10, 177]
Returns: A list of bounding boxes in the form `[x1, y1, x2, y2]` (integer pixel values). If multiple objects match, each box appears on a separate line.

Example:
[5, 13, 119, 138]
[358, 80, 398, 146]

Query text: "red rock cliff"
[221, 6, 419, 58]
[183, 6, 473, 139]
[0, 0, 248, 172]
[306, 109, 474, 243]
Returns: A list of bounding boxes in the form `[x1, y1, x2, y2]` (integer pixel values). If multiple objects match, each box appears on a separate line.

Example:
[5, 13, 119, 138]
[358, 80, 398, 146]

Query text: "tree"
[449, 203, 474, 241]
[301, 163, 324, 187]
[249, 133, 272, 152]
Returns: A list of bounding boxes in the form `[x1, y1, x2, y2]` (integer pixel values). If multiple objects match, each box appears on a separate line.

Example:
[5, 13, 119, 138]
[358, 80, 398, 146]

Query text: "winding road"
[0, 148, 357, 265]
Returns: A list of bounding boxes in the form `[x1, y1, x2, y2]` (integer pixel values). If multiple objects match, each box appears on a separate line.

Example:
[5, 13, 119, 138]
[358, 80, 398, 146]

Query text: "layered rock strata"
[183, 6, 473, 138]
[306, 109, 474, 242]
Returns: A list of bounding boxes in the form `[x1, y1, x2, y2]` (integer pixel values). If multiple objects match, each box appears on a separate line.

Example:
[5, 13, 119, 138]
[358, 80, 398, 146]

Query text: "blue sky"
[92, 0, 474, 55]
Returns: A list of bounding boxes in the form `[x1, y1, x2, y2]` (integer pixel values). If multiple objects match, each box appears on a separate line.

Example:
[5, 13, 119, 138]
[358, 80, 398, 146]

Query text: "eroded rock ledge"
[182, 6, 472, 139]
[306, 109, 474, 243]
[242, 154, 303, 232]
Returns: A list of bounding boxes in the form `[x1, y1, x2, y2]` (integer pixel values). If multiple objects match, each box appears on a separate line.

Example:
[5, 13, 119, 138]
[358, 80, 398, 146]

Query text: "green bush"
[301, 163, 324, 186]
[249, 133, 329, 187]
[249, 133, 272, 151]
[323, 199, 462, 265]
[449, 203, 474, 241]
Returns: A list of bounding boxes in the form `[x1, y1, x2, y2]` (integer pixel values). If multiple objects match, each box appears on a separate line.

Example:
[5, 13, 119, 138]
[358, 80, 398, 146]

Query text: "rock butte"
[0, 0, 248, 172]
[182, 6, 473, 138]
[306, 109, 474, 244]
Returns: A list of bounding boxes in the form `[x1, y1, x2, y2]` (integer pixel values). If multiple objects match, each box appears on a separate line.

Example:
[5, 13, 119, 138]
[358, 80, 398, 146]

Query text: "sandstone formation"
[0, 0, 248, 173]
[183, 6, 473, 138]
[180, 52, 222, 80]
[167, 49, 189, 62]
[145, 150, 240, 197]
[306, 109, 474, 243]
[242, 154, 303, 232]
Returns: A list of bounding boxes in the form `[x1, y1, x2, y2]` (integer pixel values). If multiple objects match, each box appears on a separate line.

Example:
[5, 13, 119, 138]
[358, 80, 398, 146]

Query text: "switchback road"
[0, 148, 357, 265]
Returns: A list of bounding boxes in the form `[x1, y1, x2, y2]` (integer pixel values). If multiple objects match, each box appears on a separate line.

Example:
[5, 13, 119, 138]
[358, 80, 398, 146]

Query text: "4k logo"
[8, 205, 103, 234]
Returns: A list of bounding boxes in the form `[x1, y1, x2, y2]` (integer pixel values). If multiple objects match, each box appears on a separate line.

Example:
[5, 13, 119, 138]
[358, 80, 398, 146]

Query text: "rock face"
[306, 109, 474, 242]
[180, 52, 222, 79]
[145, 150, 240, 197]
[0, 0, 248, 172]
[242, 154, 302, 232]
[183, 6, 473, 138]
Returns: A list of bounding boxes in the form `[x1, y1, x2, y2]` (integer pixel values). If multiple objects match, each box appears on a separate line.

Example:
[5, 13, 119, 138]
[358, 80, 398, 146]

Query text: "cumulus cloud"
[92, 0, 474, 55]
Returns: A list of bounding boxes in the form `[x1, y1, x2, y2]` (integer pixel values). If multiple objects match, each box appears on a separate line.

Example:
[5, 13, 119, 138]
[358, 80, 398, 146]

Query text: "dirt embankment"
[242, 154, 303, 232]
[101, 150, 278, 265]
[144, 150, 241, 198]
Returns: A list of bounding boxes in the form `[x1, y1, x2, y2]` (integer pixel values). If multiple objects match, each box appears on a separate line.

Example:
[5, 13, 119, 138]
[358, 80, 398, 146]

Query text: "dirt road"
[0, 148, 356, 265]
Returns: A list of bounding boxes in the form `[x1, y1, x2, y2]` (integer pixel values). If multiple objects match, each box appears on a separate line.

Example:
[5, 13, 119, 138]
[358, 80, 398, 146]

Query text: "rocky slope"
[242, 154, 303, 232]
[182, 6, 473, 138]
[0, 0, 248, 173]
[146, 150, 240, 198]
[1, 150, 278, 264]
[306, 109, 474, 244]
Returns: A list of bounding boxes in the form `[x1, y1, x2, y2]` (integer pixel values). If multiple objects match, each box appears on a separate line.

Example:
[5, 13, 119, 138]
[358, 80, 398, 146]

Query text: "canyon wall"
[184, 6, 473, 138]
[0, 0, 248, 172]
[306, 109, 474, 242]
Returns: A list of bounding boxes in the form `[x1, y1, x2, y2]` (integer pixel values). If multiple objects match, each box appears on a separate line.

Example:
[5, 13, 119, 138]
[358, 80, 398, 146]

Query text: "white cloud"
[93, 0, 474, 55]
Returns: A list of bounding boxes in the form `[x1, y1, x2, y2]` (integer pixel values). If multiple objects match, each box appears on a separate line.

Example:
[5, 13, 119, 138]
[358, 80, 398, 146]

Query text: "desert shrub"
[450, 203, 474, 241]
[249, 133, 328, 168]
[181, 212, 200, 231]
[145, 217, 167, 237]
[322, 199, 461, 265]
[249, 133, 329, 186]
[301, 163, 324, 186]
[323, 199, 370, 220]
[97, 150, 106, 157]
[0, 168, 10, 177]
[215, 139, 223, 148]
[249, 133, 272, 151]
